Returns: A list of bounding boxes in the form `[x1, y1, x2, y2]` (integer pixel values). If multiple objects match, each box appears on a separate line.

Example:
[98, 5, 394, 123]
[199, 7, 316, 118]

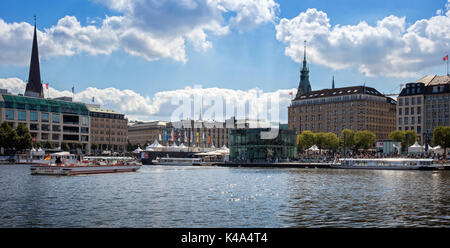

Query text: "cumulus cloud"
[275, 8, 450, 77]
[0, 77, 295, 122]
[0, 0, 278, 65]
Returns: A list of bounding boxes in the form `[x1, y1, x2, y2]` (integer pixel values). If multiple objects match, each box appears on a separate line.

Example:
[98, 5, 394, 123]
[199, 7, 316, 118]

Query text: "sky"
[0, 0, 449, 122]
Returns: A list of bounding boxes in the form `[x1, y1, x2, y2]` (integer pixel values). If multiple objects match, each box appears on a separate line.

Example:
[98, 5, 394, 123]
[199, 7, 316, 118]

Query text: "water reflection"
[0, 164, 449, 227]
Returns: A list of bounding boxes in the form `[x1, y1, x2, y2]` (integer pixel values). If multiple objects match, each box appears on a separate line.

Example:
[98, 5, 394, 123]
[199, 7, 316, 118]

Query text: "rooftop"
[293, 85, 385, 101]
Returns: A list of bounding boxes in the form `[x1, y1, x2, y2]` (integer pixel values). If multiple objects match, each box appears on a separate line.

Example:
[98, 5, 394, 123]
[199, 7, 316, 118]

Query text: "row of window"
[399, 116, 422, 125]
[398, 96, 422, 106]
[4, 109, 89, 125]
[398, 107, 421, 116]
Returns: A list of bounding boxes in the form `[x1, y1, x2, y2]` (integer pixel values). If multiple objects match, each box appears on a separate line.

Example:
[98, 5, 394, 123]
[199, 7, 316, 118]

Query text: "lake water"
[0, 164, 449, 227]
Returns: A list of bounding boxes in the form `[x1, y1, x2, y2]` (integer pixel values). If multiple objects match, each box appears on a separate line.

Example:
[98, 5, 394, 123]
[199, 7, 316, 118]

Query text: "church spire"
[25, 15, 44, 98]
[332, 75, 335, 89]
[295, 40, 311, 98]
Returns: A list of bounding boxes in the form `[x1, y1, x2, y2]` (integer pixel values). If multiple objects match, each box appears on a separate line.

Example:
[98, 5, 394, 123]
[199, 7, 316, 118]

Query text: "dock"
[213, 162, 334, 169]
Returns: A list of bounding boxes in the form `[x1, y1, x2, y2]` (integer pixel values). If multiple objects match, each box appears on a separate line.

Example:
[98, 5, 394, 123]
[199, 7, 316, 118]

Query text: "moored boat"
[332, 158, 448, 170]
[152, 157, 202, 166]
[30, 156, 142, 175]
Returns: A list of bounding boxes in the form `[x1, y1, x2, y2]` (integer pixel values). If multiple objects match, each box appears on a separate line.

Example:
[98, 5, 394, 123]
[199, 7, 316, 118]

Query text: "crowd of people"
[297, 150, 449, 164]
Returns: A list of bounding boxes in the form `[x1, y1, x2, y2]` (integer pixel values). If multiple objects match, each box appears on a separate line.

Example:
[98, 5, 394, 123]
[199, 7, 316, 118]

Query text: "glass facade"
[230, 128, 297, 162]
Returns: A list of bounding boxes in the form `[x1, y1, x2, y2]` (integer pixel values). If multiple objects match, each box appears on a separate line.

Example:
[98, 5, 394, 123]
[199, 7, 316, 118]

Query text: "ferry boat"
[30, 156, 142, 175]
[152, 157, 202, 166]
[333, 158, 448, 170]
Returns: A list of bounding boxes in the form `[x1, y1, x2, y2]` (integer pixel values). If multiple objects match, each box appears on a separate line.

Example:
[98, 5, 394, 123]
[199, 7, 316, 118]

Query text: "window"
[399, 108, 402, 115]
[404, 117, 409, 125]
[417, 107, 421, 115]
[411, 97, 415, 105]
[399, 99, 403, 106]
[52, 113, 60, 123]
[398, 118, 402, 125]
[405, 108, 409, 115]
[41, 112, 49, 122]
[5, 109, 14, 120]
[405, 98, 409, 106]
[411, 107, 414, 115]
[18, 111, 26, 121]
[417, 97, 422, 104]
[30, 112, 38, 122]
[81, 116, 89, 126]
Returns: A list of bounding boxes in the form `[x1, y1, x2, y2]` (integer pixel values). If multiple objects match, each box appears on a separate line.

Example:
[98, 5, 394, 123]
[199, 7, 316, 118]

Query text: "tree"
[298, 130, 315, 150]
[355, 131, 376, 150]
[43, 141, 55, 149]
[388, 130, 404, 143]
[0, 122, 18, 153]
[15, 123, 32, 152]
[314, 132, 327, 150]
[340, 129, 355, 150]
[404, 130, 418, 147]
[389, 130, 418, 150]
[432, 126, 450, 155]
[324, 132, 339, 150]
[61, 142, 70, 151]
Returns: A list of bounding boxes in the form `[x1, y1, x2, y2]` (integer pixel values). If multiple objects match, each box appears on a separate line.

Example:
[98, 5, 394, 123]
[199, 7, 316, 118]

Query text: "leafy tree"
[324, 132, 339, 150]
[340, 129, 355, 150]
[404, 130, 418, 147]
[298, 130, 315, 150]
[388, 130, 404, 143]
[355, 131, 376, 150]
[314, 132, 327, 150]
[432, 126, 450, 155]
[61, 142, 70, 151]
[15, 123, 32, 152]
[0, 122, 18, 152]
[43, 141, 55, 149]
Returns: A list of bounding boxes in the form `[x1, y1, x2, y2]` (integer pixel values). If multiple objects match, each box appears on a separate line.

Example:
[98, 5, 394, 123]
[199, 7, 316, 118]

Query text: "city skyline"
[0, 0, 449, 121]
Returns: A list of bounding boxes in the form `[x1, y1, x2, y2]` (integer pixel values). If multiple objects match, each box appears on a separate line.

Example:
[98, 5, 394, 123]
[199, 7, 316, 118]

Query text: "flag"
[45, 83, 48, 89]
[159, 133, 162, 141]
[289, 92, 293, 96]
[444, 55, 449, 61]
[44, 155, 51, 160]
[72, 86, 74, 94]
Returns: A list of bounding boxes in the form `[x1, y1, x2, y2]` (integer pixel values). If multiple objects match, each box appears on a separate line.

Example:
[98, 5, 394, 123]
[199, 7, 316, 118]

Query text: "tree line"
[297, 126, 450, 153]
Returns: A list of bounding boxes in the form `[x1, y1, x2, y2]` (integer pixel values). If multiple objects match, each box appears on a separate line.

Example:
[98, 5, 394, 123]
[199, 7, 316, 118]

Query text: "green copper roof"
[1, 94, 88, 115]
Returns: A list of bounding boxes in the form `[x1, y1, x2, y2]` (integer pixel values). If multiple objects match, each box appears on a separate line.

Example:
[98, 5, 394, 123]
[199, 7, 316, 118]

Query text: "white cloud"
[276, 8, 450, 77]
[0, 77, 295, 122]
[0, 0, 278, 65]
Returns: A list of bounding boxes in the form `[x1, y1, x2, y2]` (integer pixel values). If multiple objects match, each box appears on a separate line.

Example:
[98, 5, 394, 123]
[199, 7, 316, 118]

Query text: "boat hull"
[30, 165, 141, 176]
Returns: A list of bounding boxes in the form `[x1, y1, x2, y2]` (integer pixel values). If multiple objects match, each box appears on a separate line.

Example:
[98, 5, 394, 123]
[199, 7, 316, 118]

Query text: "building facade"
[288, 86, 397, 139]
[87, 105, 128, 153]
[229, 127, 297, 162]
[0, 93, 90, 153]
[397, 75, 450, 144]
[128, 118, 236, 148]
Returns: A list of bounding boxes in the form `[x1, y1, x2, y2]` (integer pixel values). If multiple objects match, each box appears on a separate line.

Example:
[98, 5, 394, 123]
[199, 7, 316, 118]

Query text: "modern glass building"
[230, 127, 297, 162]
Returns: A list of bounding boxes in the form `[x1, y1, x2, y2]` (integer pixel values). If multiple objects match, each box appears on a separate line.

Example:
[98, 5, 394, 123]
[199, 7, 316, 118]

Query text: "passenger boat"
[152, 157, 202, 166]
[333, 158, 448, 170]
[30, 156, 142, 175]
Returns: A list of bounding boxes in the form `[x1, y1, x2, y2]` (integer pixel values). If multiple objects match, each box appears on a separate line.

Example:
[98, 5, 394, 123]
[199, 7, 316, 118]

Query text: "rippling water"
[0, 164, 449, 227]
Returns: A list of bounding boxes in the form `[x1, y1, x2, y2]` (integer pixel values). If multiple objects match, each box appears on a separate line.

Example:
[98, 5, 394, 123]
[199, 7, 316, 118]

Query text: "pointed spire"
[295, 40, 312, 98]
[25, 16, 44, 98]
[332, 76, 335, 89]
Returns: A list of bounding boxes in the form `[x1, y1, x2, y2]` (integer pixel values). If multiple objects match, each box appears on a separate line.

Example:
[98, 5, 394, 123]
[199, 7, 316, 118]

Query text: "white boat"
[153, 157, 202, 166]
[30, 156, 142, 175]
[333, 158, 447, 170]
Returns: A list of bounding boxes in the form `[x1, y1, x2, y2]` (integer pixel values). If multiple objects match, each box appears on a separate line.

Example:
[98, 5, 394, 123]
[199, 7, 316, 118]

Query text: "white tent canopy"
[408, 142, 424, 153]
[133, 147, 143, 154]
[307, 145, 319, 151]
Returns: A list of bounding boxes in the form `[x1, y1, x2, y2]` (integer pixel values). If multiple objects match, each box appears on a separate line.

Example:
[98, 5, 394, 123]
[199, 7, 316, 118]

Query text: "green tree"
[15, 123, 32, 152]
[432, 126, 450, 155]
[314, 132, 327, 150]
[355, 131, 376, 150]
[404, 130, 418, 147]
[388, 130, 405, 143]
[324, 132, 339, 150]
[340, 129, 355, 150]
[298, 130, 315, 150]
[61, 142, 70, 151]
[0, 122, 18, 152]
[43, 141, 55, 149]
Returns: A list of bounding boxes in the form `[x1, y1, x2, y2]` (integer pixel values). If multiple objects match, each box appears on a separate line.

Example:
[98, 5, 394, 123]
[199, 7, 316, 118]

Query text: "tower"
[332, 75, 335, 89]
[24, 16, 44, 98]
[296, 40, 311, 98]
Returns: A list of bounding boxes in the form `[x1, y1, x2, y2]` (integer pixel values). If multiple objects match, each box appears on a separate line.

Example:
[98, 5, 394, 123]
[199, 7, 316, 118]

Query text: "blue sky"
[0, 0, 449, 121]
